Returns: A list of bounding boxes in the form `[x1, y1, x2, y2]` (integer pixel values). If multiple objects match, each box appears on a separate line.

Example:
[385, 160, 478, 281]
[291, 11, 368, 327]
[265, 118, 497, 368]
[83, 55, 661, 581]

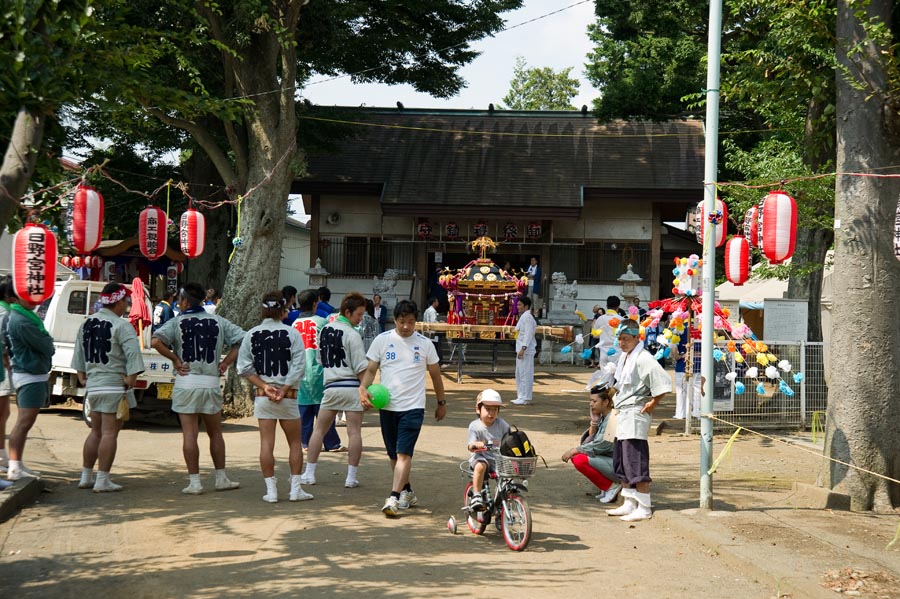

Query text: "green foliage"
[501, 56, 580, 110]
[586, 0, 709, 120]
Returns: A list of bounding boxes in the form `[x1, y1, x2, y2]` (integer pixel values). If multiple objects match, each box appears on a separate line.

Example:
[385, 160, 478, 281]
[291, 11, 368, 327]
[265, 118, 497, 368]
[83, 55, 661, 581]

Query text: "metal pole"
[700, 0, 724, 510]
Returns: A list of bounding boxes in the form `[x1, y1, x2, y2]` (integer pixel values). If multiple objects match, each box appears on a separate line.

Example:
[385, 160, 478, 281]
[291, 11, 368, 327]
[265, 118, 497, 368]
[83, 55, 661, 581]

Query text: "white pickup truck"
[39, 279, 178, 424]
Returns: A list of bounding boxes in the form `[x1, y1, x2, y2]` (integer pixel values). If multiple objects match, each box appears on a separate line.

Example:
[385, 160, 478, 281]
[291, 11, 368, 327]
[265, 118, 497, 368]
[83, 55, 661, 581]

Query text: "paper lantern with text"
[68, 184, 104, 254]
[12, 223, 57, 304]
[180, 209, 206, 258]
[60, 255, 72, 269]
[71, 256, 83, 269]
[724, 236, 750, 286]
[743, 206, 759, 248]
[89, 256, 104, 269]
[697, 198, 728, 247]
[139, 206, 167, 260]
[758, 191, 797, 265]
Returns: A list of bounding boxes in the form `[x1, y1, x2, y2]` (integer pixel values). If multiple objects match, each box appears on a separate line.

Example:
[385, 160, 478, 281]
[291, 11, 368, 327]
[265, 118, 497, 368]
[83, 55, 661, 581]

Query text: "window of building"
[550, 242, 650, 283]
[319, 237, 415, 276]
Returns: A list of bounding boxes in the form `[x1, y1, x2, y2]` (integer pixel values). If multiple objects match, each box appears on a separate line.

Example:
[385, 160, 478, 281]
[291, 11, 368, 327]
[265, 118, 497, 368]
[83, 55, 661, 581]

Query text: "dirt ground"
[2, 364, 899, 598]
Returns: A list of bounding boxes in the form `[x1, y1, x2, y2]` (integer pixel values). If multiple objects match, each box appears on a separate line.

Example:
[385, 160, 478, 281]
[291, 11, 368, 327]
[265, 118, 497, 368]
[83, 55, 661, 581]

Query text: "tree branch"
[145, 107, 239, 191]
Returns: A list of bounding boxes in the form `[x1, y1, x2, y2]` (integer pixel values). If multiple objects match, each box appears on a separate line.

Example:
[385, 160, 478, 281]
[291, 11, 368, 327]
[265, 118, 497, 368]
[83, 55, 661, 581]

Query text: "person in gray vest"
[72, 283, 144, 492]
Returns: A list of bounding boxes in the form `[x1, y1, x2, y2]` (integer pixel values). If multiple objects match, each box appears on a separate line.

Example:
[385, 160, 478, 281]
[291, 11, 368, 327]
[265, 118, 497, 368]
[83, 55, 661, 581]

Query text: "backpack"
[500, 426, 536, 458]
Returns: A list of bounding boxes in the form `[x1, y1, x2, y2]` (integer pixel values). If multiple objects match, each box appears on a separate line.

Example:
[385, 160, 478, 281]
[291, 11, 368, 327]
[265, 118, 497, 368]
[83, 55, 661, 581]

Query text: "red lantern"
[71, 256, 83, 269]
[68, 184, 104, 254]
[60, 255, 72, 269]
[445, 222, 459, 240]
[175, 261, 184, 274]
[12, 223, 57, 304]
[503, 222, 518, 241]
[417, 222, 433, 240]
[758, 191, 797, 264]
[724, 236, 750, 286]
[696, 198, 727, 247]
[90, 256, 104, 269]
[180, 209, 206, 258]
[139, 206, 168, 260]
[526, 222, 542, 239]
[743, 206, 759, 248]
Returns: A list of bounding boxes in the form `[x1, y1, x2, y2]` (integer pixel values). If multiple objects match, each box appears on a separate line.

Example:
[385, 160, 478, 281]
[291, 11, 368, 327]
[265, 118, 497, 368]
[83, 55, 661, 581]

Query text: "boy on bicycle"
[466, 389, 511, 511]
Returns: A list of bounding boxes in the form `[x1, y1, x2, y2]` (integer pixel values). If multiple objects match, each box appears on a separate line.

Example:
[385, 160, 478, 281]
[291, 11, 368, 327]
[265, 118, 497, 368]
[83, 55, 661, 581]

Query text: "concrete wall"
[278, 219, 311, 291]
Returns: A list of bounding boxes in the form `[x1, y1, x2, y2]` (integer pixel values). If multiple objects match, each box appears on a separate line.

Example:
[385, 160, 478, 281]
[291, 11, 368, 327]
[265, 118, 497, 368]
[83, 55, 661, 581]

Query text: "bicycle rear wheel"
[464, 482, 488, 535]
[501, 493, 532, 551]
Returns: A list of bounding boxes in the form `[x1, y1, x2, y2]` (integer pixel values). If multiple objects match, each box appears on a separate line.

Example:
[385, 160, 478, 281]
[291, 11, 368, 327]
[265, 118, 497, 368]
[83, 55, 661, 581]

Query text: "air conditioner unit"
[326, 212, 341, 225]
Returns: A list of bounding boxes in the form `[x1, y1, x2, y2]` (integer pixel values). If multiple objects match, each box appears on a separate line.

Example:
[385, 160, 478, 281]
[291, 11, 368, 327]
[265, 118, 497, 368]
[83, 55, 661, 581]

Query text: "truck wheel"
[82, 397, 93, 428]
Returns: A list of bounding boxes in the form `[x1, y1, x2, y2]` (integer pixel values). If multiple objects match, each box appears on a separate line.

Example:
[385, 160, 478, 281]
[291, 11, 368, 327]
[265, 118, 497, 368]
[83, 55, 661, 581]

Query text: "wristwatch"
[437, 399, 447, 406]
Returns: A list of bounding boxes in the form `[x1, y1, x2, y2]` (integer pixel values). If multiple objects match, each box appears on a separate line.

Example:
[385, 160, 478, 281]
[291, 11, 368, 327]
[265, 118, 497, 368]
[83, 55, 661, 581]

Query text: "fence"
[686, 341, 828, 432]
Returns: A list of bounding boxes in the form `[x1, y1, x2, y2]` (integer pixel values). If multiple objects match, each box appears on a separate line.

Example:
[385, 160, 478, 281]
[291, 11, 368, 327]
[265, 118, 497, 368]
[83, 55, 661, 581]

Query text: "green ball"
[368, 383, 390, 409]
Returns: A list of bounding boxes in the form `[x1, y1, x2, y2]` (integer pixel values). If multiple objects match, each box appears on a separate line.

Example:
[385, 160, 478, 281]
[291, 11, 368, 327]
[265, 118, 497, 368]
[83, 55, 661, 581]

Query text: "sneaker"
[620, 505, 652, 522]
[289, 488, 314, 502]
[606, 497, 637, 517]
[468, 493, 484, 511]
[344, 478, 360, 489]
[299, 473, 316, 485]
[398, 489, 418, 509]
[214, 477, 240, 491]
[510, 398, 531, 406]
[93, 479, 123, 493]
[326, 446, 348, 453]
[7, 464, 38, 481]
[596, 483, 622, 504]
[182, 481, 205, 495]
[381, 496, 400, 517]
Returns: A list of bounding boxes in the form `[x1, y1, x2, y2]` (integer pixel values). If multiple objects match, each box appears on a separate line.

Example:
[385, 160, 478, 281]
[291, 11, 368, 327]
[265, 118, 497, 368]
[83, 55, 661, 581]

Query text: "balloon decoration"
[68, 184, 104, 254]
[12, 223, 57, 304]
[671, 254, 703, 297]
[180, 209, 206, 258]
[139, 206, 167, 260]
[758, 191, 797, 264]
[724, 236, 750, 286]
[743, 205, 759, 248]
[696, 198, 727, 247]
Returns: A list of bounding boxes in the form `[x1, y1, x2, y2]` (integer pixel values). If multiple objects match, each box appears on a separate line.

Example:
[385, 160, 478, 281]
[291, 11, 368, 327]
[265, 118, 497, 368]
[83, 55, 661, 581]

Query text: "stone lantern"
[305, 257, 330, 288]
[618, 264, 642, 304]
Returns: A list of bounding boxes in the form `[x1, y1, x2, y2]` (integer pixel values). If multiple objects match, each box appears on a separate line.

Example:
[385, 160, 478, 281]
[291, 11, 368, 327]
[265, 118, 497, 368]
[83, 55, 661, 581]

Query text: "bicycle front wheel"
[464, 482, 488, 535]
[501, 493, 532, 551]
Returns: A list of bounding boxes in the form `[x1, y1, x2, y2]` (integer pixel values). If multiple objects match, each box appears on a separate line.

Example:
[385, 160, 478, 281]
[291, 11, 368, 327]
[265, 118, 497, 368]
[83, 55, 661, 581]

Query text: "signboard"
[763, 298, 808, 342]
[712, 358, 734, 412]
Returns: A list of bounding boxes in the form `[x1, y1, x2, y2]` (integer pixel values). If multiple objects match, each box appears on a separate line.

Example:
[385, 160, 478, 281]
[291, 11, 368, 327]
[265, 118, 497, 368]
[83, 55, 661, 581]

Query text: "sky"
[300, 0, 599, 111]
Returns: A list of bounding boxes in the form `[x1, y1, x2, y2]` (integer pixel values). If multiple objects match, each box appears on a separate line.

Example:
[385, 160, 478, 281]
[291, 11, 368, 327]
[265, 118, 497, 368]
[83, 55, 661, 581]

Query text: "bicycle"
[446, 447, 537, 551]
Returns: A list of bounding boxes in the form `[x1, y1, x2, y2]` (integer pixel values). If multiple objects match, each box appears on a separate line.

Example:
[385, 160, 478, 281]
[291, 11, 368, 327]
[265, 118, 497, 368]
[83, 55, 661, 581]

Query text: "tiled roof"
[298, 108, 705, 209]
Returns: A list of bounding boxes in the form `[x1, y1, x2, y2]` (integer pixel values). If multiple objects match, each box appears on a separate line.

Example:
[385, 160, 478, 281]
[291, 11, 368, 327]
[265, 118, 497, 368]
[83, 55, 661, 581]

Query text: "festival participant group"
[0, 276, 669, 522]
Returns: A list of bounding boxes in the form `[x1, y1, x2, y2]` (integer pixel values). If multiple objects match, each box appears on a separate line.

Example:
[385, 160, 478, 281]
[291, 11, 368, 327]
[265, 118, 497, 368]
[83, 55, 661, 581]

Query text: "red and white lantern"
[175, 261, 184, 274]
[12, 223, 57, 304]
[139, 206, 167, 260]
[724, 236, 750, 286]
[67, 184, 104, 254]
[180, 209, 206, 258]
[71, 256, 83, 269]
[696, 198, 728, 248]
[526, 222, 542, 239]
[60, 255, 72, 269]
[743, 206, 759, 248]
[89, 256, 104, 269]
[757, 191, 797, 265]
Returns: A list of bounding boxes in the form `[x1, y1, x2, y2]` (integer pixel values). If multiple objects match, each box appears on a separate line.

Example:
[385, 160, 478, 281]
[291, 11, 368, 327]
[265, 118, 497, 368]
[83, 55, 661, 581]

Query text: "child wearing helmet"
[466, 389, 511, 511]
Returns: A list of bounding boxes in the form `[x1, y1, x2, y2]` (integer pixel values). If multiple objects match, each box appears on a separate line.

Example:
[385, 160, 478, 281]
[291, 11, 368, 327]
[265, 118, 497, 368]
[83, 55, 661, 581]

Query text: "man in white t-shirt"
[360, 299, 446, 517]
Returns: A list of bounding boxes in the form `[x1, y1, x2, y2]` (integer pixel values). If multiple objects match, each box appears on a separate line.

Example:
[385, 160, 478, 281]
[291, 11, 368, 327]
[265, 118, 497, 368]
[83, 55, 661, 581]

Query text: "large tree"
[0, 0, 98, 232]
[501, 56, 580, 110]
[825, 0, 900, 511]
[77, 0, 522, 411]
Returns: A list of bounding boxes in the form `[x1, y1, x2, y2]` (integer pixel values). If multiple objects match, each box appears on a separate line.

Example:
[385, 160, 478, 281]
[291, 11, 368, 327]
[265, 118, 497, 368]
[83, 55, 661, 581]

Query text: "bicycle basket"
[495, 454, 538, 478]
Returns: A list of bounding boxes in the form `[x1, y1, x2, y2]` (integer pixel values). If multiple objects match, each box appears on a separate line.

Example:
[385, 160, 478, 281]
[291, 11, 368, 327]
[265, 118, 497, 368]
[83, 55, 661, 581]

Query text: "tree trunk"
[0, 108, 45, 232]
[825, 0, 900, 511]
[786, 226, 832, 342]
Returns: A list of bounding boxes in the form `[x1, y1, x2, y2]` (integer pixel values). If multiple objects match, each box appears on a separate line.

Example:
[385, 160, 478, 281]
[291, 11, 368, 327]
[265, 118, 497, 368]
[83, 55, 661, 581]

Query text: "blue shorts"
[15, 382, 48, 409]
[379, 408, 425, 459]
